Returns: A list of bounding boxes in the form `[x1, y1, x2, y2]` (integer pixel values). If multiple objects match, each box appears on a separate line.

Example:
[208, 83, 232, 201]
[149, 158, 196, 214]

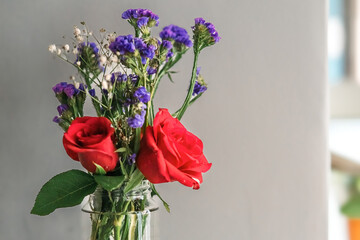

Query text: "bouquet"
[31, 8, 219, 240]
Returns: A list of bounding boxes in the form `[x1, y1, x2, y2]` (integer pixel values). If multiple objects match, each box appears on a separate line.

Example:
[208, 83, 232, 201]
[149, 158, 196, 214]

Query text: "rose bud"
[63, 117, 118, 173]
[136, 109, 212, 189]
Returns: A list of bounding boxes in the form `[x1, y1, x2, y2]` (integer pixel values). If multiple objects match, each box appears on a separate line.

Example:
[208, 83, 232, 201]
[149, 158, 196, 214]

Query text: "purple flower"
[52, 82, 68, 94]
[147, 67, 157, 75]
[137, 17, 149, 28]
[160, 25, 193, 47]
[127, 109, 146, 128]
[193, 18, 220, 46]
[122, 9, 159, 27]
[111, 72, 128, 84]
[129, 74, 139, 84]
[193, 81, 207, 96]
[75, 42, 102, 73]
[53, 116, 61, 123]
[57, 104, 69, 115]
[161, 40, 173, 50]
[128, 153, 137, 165]
[89, 89, 96, 97]
[78, 83, 86, 91]
[196, 67, 201, 76]
[64, 84, 78, 98]
[134, 86, 150, 103]
[109, 35, 135, 55]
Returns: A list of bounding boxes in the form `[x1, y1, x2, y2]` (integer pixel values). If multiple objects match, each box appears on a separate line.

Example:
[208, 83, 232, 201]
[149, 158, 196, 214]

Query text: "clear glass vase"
[82, 180, 158, 240]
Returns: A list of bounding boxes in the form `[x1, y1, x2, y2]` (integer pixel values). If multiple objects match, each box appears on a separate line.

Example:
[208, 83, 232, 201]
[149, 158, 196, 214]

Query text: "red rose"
[136, 109, 211, 189]
[63, 117, 118, 173]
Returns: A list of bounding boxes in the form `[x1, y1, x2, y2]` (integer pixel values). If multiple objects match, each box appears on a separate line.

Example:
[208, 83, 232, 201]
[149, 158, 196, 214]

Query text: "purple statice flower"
[53, 116, 62, 123]
[193, 81, 207, 96]
[134, 38, 156, 63]
[89, 89, 96, 97]
[109, 35, 136, 55]
[137, 17, 149, 28]
[127, 109, 146, 128]
[102, 89, 109, 97]
[160, 25, 193, 47]
[127, 153, 137, 165]
[57, 104, 69, 115]
[64, 84, 79, 98]
[193, 18, 221, 46]
[161, 40, 173, 50]
[78, 83, 86, 91]
[147, 67, 157, 75]
[134, 87, 150, 103]
[129, 74, 139, 84]
[52, 82, 68, 94]
[196, 67, 201, 76]
[122, 9, 159, 27]
[111, 72, 128, 84]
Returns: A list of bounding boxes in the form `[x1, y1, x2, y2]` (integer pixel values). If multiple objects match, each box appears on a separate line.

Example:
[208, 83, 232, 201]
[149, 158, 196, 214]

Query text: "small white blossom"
[102, 80, 108, 90]
[76, 35, 84, 42]
[56, 49, 62, 55]
[48, 44, 57, 53]
[63, 44, 70, 52]
[105, 74, 111, 81]
[70, 76, 75, 81]
[110, 55, 118, 63]
[73, 26, 81, 36]
[108, 33, 116, 43]
[99, 55, 107, 65]
[108, 92, 113, 99]
[74, 82, 80, 89]
[88, 31, 93, 36]
[76, 61, 81, 66]
[73, 48, 79, 55]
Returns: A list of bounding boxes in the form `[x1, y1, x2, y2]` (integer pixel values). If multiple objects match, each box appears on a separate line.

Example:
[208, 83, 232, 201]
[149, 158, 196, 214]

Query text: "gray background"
[0, 0, 327, 239]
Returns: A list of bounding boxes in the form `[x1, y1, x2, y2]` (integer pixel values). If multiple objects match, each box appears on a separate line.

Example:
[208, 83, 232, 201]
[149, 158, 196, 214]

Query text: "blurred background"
[328, 0, 360, 240]
[0, 0, 328, 239]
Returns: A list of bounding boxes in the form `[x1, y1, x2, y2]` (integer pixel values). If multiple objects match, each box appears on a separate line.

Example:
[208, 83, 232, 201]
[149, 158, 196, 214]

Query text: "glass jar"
[82, 180, 158, 240]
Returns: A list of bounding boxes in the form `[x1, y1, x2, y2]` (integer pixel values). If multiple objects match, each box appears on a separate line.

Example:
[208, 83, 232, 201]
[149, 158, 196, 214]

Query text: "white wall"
[0, 0, 327, 239]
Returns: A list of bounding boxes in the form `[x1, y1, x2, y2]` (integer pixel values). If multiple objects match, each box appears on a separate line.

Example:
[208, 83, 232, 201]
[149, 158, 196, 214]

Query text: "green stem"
[175, 51, 200, 120]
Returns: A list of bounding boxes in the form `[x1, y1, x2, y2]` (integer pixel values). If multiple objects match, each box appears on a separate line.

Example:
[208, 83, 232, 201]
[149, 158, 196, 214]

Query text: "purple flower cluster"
[111, 72, 128, 84]
[159, 25, 193, 47]
[109, 35, 135, 55]
[109, 35, 156, 64]
[89, 89, 96, 97]
[193, 18, 220, 44]
[134, 87, 150, 103]
[127, 153, 137, 165]
[127, 108, 146, 128]
[57, 104, 69, 115]
[52, 82, 80, 98]
[161, 40, 174, 59]
[78, 42, 99, 54]
[122, 9, 159, 27]
[193, 81, 207, 96]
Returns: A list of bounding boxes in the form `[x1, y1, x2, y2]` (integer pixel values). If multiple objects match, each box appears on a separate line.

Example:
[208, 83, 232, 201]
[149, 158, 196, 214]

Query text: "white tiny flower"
[116, 51, 120, 56]
[99, 55, 107, 65]
[88, 31, 93, 36]
[76, 61, 81, 66]
[70, 75, 75, 81]
[105, 74, 111, 81]
[56, 49, 62, 55]
[110, 55, 118, 63]
[73, 48, 79, 55]
[109, 33, 116, 43]
[73, 26, 81, 36]
[74, 82, 80, 89]
[102, 80, 108, 90]
[63, 44, 70, 52]
[108, 92, 113, 99]
[76, 35, 84, 42]
[48, 44, 57, 53]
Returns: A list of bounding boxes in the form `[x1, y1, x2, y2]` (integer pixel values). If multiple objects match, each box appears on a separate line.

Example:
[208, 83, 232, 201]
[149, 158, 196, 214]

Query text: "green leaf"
[341, 195, 360, 218]
[94, 175, 125, 192]
[150, 183, 170, 213]
[167, 73, 174, 83]
[31, 170, 97, 216]
[124, 169, 144, 194]
[94, 163, 106, 175]
[115, 147, 127, 153]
